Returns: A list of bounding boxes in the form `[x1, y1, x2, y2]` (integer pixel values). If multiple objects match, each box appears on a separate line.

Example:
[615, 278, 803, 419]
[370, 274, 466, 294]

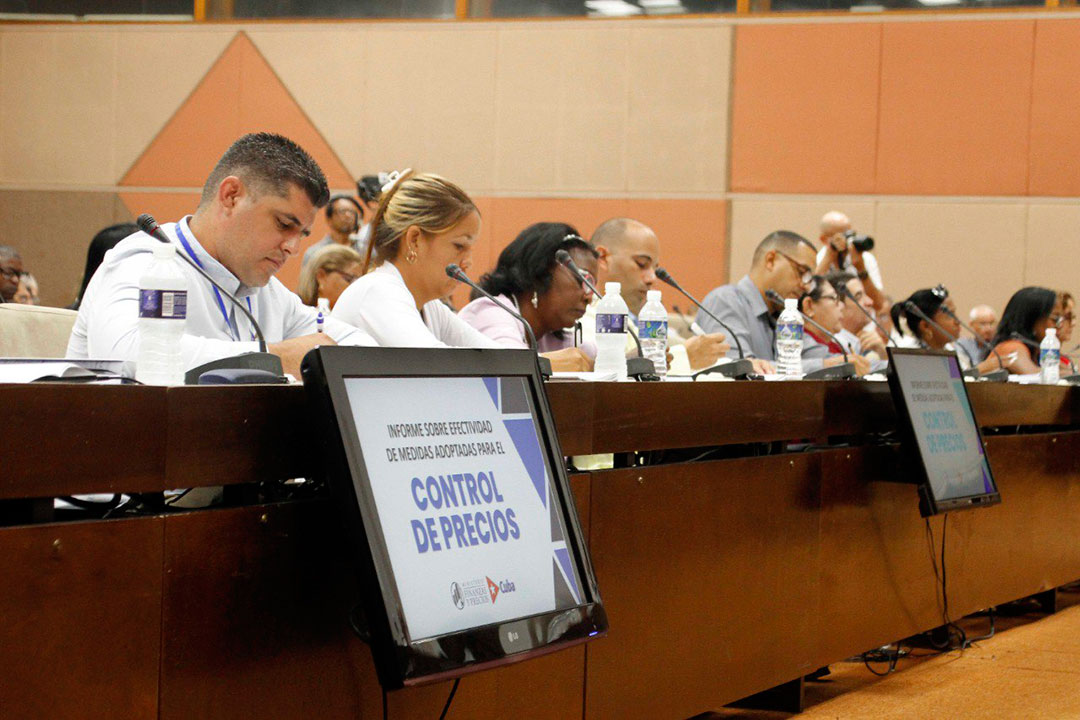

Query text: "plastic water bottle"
[775, 298, 804, 378]
[594, 281, 629, 380]
[136, 243, 188, 385]
[1040, 328, 1060, 384]
[637, 289, 668, 377]
[316, 297, 330, 333]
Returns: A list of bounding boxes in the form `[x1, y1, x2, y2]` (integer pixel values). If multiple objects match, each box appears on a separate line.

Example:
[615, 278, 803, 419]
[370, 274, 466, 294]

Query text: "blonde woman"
[331, 171, 500, 348]
[297, 244, 363, 310]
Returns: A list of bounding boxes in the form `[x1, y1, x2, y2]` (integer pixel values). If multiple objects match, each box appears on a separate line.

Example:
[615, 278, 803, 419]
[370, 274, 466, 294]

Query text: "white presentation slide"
[344, 376, 582, 641]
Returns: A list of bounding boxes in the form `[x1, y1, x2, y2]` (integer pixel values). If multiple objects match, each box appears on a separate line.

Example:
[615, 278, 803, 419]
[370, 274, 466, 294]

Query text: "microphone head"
[136, 213, 158, 234]
[903, 301, 920, 314]
[444, 263, 463, 279]
[765, 289, 785, 305]
[555, 249, 573, 266]
[654, 267, 674, 285]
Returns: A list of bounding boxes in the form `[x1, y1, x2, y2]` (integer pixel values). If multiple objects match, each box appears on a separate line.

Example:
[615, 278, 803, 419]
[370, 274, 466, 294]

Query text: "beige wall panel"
[1025, 204, 1080, 298]
[494, 26, 628, 193]
[1, 30, 116, 185]
[874, 202, 1027, 319]
[114, 28, 235, 182]
[362, 27, 496, 190]
[626, 25, 730, 194]
[728, 199, 876, 285]
[0, 190, 130, 308]
[247, 27, 368, 179]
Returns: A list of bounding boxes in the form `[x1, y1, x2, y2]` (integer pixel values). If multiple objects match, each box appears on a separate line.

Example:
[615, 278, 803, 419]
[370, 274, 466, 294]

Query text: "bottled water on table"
[775, 298, 804, 378]
[637, 289, 668, 377]
[136, 243, 188, 386]
[1040, 327, 1060, 384]
[594, 281, 629, 380]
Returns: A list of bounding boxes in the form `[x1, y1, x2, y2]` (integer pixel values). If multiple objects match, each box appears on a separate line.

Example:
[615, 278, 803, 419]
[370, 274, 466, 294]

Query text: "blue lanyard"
[174, 222, 255, 342]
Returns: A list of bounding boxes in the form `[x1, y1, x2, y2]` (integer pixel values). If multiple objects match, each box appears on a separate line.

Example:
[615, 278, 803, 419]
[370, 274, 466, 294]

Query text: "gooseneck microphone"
[445, 264, 540, 351]
[765, 289, 855, 379]
[136, 214, 284, 383]
[137, 214, 268, 353]
[554, 250, 647, 360]
[654, 267, 754, 378]
[904, 301, 980, 377]
[836, 284, 895, 348]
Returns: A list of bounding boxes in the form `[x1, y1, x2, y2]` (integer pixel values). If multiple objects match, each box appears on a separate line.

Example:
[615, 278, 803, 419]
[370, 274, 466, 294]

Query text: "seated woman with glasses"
[799, 272, 871, 375]
[891, 286, 1005, 373]
[458, 222, 596, 372]
[297, 244, 363, 310]
[332, 171, 501, 348]
[989, 286, 1073, 375]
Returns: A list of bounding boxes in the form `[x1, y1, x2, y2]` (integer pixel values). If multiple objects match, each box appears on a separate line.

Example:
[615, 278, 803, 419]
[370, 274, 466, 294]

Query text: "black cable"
[439, 678, 460, 720]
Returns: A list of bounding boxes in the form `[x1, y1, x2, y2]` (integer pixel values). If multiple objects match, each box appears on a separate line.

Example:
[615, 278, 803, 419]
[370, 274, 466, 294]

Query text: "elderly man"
[815, 211, 884, 312]
[0, 245, 24, 303]
[67, 132, 373, 377]
[583, 218, 729, 373]
[697, 230, 818, 374]
[956, 304, 998, 364]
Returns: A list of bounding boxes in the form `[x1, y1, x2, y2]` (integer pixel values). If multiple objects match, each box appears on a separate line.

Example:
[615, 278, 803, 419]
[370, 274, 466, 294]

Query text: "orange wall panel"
[1029, 19, 1080, 197]
[730, 23, 881, 194]
[876, 20, 1034, 197]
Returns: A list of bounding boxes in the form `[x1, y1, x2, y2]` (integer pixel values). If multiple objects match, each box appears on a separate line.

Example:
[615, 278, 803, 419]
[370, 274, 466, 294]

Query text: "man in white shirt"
[580, 217, 729, 374]
[67, 132, 373, 377]
[815, 211, 885, 312]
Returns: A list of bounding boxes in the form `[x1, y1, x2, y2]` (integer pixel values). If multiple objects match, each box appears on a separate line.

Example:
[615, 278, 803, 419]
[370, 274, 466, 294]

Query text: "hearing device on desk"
[197, 368, 289, 385]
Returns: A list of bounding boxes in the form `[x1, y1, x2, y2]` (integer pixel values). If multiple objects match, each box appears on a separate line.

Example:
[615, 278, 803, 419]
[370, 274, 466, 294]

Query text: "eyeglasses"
[1053, 313, 1075, 327]
[818, 292, 842, 305]
[0, 266, 20, 280]
[332, 270, 359, 284]
[775, 251, 813, 284]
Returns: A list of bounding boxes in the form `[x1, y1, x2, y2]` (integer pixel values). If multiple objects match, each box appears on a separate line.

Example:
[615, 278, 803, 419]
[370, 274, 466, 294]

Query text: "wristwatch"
[857, 270, 869, 280]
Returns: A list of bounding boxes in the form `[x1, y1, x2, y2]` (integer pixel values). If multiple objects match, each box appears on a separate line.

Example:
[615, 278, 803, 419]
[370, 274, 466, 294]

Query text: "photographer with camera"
[814, 210, 885, 313]
[300, 174, 387, 270]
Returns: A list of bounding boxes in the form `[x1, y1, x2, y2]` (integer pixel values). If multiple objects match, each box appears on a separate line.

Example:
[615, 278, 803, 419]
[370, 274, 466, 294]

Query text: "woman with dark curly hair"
[458, 222, 596, 371]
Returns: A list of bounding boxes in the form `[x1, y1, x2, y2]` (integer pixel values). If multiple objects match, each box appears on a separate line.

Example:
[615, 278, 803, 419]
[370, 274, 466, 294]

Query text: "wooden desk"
[2, 381, 1078, 719]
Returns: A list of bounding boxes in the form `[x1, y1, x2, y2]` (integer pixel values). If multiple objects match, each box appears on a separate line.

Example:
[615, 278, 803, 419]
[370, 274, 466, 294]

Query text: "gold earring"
[531, 292, 539, 309]
[405, 247, 418, 265]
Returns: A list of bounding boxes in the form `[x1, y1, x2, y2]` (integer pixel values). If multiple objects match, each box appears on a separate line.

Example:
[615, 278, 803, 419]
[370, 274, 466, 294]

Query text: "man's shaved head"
[591, 217, 648, 252]
[591, 217, 660, 316]
[819, 211, 851, 238]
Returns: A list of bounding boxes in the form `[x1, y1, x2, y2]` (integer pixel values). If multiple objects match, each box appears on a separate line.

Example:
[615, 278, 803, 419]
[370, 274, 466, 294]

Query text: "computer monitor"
[301, 346, 607, 688]
[886, 348, 1001, 517]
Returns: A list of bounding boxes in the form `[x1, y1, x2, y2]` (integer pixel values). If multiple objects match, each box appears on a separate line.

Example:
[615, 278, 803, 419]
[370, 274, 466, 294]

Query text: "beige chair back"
[0, 303, 78, 358]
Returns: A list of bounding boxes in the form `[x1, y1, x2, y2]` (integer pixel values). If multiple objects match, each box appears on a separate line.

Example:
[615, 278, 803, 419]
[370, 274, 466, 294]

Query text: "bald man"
[581, 218, 730, 374]
[815, 211, 885, 312]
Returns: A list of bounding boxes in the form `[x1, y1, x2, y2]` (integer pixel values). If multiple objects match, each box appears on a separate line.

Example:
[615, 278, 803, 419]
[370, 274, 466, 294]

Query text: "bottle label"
[140, 289, 187, 319]
[776, 321, 803, 342]
[596, 312, 626, 334]
[1040, 348, 1060, 366]
[638, 319, 668, 340]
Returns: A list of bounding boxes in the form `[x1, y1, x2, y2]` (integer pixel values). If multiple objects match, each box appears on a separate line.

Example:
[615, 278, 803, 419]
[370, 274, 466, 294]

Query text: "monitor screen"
[302, 347, 606, 688]
[887, 348, 1001, 516]
[343, 374, 584, 642]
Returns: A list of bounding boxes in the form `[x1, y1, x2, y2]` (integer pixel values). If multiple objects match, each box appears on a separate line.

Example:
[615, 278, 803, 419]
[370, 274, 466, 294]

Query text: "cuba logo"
[485, 576, 516, 604]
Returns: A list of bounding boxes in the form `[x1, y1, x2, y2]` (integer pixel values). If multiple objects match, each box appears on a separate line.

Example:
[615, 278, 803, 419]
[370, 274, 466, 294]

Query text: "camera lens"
[852, 235, 874, 253]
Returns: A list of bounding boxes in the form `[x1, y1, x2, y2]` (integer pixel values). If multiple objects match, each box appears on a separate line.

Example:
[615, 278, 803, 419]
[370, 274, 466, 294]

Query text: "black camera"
[844, 229, 875, 253]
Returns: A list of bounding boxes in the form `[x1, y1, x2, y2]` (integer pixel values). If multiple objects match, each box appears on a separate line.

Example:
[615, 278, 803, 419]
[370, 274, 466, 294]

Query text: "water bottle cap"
[605, 282, 621, 294]
[1046, 328, 1057, 338]
[784, 298, 797, 311]
[647, 290, 661, 302]
[152, 243, 177, 260]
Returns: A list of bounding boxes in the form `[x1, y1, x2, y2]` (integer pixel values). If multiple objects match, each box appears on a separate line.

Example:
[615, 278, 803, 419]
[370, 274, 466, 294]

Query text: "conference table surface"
[2, 379, 1078, 719]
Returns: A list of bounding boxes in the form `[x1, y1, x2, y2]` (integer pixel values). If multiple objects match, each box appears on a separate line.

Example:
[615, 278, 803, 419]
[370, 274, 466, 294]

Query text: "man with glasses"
[0, 245, 24, 303]
[301, 193, 367, 269]
[584, 217, 730, 373]
[697, 230, 817, 373]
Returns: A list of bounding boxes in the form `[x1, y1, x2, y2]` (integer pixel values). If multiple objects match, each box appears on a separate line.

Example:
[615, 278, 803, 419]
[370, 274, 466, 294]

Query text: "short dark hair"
[751, 230, 816, 267]
[200, 132, 330, 209]
[479, 222, 595, 299]
[799, 270, 850, 312]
